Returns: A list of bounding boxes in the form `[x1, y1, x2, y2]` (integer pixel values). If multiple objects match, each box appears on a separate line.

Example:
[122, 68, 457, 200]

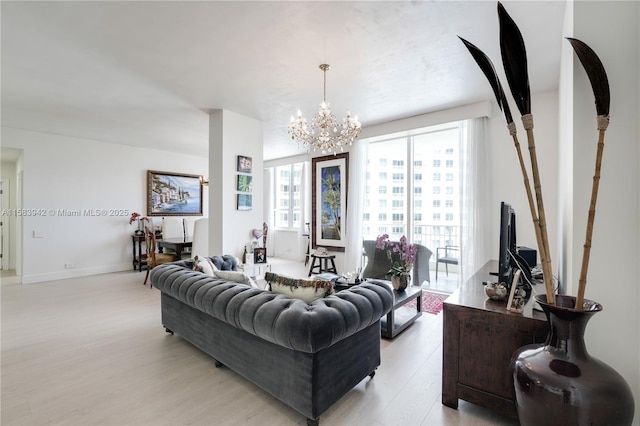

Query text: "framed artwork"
[254, 247, 267, 264]
[237, 155, 253, 173]
[237, 194, 252, 211]
[237, 174, 253, 192]
[147, 170, 203, 216]
[311, 152, 349, 252]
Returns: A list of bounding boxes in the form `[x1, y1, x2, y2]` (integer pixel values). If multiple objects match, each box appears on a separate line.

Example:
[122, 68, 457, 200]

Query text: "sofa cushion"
[210, 255, 239, 271]
[264, 272, 334, 303]
[193, 255, 217, 276]
[214, 269, 258, 288]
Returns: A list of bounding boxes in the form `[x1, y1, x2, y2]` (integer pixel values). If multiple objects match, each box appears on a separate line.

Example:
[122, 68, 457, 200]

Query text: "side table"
[239, 262, 271, 280]
[131, 234, 147, 271]
[307, 253, 337, 276]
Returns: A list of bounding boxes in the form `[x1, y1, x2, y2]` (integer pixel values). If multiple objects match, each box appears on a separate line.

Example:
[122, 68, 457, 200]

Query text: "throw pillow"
[264, 272, 334, 303]
[193, 255, 217, 276]
[214, 269, 258, 288]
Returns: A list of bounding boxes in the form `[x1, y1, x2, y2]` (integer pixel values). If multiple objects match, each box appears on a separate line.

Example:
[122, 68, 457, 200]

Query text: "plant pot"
[390, 273, 409, 292]
[511, 294, 635, 425]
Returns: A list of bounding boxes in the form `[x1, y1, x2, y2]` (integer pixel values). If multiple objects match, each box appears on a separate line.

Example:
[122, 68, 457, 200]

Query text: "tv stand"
[442, 261, 548, 420]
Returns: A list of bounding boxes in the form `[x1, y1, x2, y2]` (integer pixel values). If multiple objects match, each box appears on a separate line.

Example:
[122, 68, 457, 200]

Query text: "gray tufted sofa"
[149, 256, 393, 425]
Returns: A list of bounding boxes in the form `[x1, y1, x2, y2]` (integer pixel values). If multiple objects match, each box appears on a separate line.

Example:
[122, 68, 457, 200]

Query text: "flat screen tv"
[497, 202, 533, 297]
[498, 201, 517, 285]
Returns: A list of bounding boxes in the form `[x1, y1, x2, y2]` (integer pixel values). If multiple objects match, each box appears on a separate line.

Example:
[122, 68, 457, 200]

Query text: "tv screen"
[498, 201, 517, 285]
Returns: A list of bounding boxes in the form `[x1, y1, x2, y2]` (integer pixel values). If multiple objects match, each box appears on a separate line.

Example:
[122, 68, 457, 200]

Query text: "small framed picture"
[237, 155, 252, 173]
[237, 194, 252, 211]
[237, 174, 253, 192]
[254, 247, 267, 264]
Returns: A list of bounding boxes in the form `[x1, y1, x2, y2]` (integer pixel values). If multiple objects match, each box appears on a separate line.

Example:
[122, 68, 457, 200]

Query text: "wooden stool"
[308, 253, 337, 276]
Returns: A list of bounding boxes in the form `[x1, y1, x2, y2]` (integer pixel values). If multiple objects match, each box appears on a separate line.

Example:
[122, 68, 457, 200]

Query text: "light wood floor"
[1, 260, 517, 426]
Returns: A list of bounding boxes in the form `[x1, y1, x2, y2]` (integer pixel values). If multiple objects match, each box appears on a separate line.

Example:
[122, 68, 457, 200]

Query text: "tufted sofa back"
[150, 259, 393, 354]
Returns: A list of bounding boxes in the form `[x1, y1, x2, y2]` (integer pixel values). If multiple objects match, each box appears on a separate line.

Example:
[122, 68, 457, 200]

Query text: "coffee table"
[319, 277, 422, 338]
[380, 284, 422, 339]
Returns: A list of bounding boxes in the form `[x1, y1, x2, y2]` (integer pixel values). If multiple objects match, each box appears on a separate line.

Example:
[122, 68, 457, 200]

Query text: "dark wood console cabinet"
[442, 261, 548, 420]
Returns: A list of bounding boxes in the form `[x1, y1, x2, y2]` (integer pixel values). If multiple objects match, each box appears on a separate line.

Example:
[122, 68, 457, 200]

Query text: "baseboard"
[21, 263, 132, 284]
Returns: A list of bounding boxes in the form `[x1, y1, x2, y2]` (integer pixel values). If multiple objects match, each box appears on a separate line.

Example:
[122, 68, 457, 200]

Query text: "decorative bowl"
[485, 282, 508, 301]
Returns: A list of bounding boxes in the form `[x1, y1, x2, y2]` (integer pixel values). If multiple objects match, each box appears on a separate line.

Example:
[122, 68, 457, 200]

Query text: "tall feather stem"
[507, 123, 548, 290]
[522, 115, 555, 303]
[576, 116, 609, 308]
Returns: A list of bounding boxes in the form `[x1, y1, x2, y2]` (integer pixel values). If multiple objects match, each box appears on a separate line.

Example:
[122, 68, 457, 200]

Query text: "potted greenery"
[375, 234, 417, 291]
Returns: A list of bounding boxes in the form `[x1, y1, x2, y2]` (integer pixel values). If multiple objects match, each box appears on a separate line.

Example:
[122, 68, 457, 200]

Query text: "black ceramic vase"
[512, 294, 635, 425]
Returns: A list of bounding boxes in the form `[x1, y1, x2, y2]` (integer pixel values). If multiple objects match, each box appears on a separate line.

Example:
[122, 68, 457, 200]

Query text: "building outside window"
[273, 162, 303, 229]
[392, 226, 404, 234]
[362, 124, 461, 250]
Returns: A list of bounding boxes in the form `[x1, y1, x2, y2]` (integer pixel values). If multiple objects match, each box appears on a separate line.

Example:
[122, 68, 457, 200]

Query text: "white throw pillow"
[270, 282, 328, 303]
[214, 269, 258, 288]
[193, 256, 217, 276]
[264, 272, 334, 303]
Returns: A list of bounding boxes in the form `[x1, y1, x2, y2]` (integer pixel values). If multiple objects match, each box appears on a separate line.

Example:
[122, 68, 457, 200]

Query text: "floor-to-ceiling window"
[273, 162, 304, 229]
[362, 123, 461, 254]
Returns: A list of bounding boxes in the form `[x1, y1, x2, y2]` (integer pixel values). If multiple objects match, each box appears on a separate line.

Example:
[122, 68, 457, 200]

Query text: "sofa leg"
[306, 418, 319, 426]
[214, 359, 224, 368]
[164, 327, 174, 335]
[369, 369, 376, 378]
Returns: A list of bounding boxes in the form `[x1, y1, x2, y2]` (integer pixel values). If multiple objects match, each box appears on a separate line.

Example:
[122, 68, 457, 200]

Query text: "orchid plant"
[129, 212, 149, 229]
[375, 234, 418, 278]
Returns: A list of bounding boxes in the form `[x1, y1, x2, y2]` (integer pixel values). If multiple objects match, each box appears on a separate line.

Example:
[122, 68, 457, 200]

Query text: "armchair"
[361, 240, 432, 287]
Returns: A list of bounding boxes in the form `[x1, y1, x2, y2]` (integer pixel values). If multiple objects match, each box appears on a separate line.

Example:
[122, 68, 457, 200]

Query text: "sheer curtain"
[344, 140, 368, 275]
[459, 118, 491, 285]
[263, 167, 274, 254]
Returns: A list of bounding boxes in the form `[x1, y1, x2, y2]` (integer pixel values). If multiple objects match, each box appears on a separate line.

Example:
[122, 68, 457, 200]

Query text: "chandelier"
[288, 64, 361, 154]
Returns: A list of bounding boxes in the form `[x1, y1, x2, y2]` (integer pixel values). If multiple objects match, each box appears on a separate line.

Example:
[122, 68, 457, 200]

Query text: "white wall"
[488, 91, 559, 264]
[1, 126, 208, 283]
[563, 0, 640, 413]
[208, 110, 263, 260]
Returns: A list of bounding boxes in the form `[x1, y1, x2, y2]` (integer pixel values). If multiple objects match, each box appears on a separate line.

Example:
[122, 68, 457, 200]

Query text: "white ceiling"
[1, 1, 566, 161]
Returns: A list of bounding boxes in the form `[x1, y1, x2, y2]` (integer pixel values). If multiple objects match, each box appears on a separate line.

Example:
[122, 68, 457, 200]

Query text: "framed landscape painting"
[147, 170, 203, 216]
[312, 152, 348, 252]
